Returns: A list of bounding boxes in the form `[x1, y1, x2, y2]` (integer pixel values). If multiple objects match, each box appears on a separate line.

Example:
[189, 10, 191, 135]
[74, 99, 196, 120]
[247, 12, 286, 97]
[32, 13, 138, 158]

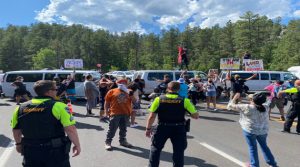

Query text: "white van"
[2, 70, 101, 98]
[288, 66, 300, 79]
[133, 70, 207, 96]
[217, 71, 296, 92]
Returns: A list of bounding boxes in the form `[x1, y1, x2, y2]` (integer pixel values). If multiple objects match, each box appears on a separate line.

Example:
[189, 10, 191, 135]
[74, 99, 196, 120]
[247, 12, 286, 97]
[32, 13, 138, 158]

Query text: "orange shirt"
[105, 88, 132, 116]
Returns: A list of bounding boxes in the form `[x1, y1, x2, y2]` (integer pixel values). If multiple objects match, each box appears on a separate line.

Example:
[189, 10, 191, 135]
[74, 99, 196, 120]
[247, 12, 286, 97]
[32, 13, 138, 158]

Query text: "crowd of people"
[8, 67, 300, 167]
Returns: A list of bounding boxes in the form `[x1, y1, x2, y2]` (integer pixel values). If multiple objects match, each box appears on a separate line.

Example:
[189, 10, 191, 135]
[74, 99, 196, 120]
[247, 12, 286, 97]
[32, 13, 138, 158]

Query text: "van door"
[74, 73, 85, 98]
[258, 73, 271, 90]
[235, 72, 259, 91]
[144, 72, 173, 95]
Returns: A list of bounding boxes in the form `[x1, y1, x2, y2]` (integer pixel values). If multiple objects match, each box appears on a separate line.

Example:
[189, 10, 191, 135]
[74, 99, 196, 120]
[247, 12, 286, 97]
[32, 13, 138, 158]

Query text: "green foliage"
[0, 12, 300, 72]
[32, 48, 57, 69]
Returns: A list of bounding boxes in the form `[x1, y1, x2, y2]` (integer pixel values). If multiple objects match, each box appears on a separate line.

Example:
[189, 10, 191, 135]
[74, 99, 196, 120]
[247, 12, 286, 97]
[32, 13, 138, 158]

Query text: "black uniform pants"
[149, 125, 187, 167]
[22, 145, 70, 167]
[284, 105, 300, 133]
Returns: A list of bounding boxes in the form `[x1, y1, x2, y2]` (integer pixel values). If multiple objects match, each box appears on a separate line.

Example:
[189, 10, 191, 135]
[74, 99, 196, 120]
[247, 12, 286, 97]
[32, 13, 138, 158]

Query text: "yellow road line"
[215, 103, 297, 127]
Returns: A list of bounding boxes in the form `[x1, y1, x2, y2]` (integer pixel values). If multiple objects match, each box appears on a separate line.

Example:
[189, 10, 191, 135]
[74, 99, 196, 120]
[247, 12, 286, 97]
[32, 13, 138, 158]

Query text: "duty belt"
[22, 137, 68, 148]
[158, 122, 185, 126]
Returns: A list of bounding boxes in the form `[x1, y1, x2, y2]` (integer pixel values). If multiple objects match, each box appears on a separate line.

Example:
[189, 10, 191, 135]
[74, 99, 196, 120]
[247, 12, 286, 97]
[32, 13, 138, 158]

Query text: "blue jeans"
[243, 130, 277, 167]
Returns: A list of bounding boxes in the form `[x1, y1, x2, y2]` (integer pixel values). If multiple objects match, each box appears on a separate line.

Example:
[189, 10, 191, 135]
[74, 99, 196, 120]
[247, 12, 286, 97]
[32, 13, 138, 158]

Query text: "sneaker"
[213, 108, 218, 111]
[105, 143, 112, 151]
[280, 116, 285, 121]
[120, 141, 133, 148]
[86, 113, 95, 116]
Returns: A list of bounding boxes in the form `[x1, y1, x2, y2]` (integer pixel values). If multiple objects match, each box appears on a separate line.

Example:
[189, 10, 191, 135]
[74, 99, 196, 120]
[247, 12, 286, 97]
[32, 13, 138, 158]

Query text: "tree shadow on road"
[113, 146, 218, 167]
[75, 121, 104, 131]
[199, 116, 235, 122]
[0, 135, 12, 148]
[0, 103, 12, 106]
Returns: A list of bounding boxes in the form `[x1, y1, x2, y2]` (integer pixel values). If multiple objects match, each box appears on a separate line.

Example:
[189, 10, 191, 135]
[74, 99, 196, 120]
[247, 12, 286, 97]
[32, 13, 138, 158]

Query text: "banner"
[244, 59, 264, 71]
[220, 58, 240, 70]
[64, 59, 83, 69]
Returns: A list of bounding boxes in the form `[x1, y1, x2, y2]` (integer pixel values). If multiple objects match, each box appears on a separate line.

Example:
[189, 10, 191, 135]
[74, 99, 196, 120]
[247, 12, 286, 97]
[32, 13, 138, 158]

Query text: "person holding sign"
[226, 71, 257, 104]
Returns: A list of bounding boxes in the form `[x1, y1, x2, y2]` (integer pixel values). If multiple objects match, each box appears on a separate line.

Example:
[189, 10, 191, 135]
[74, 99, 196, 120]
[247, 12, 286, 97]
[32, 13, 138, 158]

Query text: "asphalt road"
[0, 98, 299, 167]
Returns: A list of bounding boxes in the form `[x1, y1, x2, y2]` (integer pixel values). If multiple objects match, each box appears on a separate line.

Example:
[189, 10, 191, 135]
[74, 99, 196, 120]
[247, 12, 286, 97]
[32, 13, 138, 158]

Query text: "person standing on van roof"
[146, 81, 199, 167]
[84, 74, 100, 116]
[11, 76, 30, 105]
[278, 80, 300, 135]
[156, 74, 171, 94]
[226, 71, 257, 104]
[11, 80, 81, 167]
[178, 44, 189, 70]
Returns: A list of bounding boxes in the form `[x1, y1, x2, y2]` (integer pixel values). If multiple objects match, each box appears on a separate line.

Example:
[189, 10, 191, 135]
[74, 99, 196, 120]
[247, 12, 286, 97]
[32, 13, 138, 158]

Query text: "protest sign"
[64, 59, 83, 69]
[220, 58, 240, 70]
[244, 59, 264, 71]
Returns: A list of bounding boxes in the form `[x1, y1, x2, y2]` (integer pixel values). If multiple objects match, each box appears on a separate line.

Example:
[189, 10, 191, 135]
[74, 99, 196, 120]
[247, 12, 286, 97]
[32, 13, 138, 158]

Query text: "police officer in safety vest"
[11, 80, 81, 167]
[278, 79, 300, 135]
[146, 81, 199, 167]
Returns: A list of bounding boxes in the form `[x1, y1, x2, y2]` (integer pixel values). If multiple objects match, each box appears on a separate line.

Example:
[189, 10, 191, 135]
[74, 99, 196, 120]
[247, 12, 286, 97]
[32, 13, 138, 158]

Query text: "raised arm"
[245, 73, 257, 81]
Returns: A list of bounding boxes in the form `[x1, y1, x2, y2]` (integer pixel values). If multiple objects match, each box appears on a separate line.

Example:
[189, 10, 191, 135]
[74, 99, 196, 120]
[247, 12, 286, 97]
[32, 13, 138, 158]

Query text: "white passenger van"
[2, 70, 101, 98]
[217, 71, 296, 92]
[288, 66, 300, 79]
[133, 70, 207, 96]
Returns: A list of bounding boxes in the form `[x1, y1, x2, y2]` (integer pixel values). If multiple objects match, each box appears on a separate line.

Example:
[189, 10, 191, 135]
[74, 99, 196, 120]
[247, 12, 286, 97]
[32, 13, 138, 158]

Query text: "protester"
[65, 74, 76, 102]
[104, 79, 134, 150]
[178, 44, 189, 70]
[11, 76, 30, 105]
[99, 75, 112, 121]
[264, 80, 287, 121]
[128, 82, 140, 128]
[177, 78, 189, 98]
[228, 93, 277, 167]
[11, 80, 81, 166]
[204, 76, 218, 111]
[156, 74, 171, 94]
[188, 78, 199, 105]
[146, 81, 199, 167]
[226, 71, 257, 104]
[84, 74, 100, 116]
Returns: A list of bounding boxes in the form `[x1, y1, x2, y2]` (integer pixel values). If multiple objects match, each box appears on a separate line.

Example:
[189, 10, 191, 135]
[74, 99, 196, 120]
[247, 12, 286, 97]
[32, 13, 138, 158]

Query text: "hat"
[116, 79, 128, 85]
[177, 78, 185, 84]
[248, 93, 266, 105]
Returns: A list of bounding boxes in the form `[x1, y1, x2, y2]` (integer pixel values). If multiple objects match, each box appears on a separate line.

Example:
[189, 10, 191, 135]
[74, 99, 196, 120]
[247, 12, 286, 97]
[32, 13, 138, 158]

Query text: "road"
[0, 98, 299, 167]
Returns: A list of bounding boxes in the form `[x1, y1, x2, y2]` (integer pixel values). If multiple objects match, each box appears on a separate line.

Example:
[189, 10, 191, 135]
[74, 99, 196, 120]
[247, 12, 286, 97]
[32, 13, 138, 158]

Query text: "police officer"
[11, 80, 81, 167]
[278, 79, 300, 134]
[146, 81, 199, 167]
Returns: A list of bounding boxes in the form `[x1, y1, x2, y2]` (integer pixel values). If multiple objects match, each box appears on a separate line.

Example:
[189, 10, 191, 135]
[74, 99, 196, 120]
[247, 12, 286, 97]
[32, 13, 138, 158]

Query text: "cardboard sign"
[220, 58, 240, 70]
[244, 59, 264, 71]
[64, 59, 83, 69]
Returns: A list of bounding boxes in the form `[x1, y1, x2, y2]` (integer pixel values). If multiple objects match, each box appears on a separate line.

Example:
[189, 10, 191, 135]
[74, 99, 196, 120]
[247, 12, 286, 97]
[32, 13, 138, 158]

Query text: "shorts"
[270, 98, 285, 109]
[206, 91, 216, 97]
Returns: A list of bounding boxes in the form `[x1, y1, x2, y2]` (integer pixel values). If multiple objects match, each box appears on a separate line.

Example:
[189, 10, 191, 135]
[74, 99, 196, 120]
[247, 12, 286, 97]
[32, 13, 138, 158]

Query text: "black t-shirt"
[66, 80, 75, 89]
[230, 78, 246, 93]
[157, 80, 171, 93]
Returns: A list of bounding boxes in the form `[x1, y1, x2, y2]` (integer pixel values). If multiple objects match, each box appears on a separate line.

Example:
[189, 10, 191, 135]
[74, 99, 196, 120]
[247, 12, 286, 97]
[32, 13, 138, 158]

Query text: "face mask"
[20, 79, 24, 82]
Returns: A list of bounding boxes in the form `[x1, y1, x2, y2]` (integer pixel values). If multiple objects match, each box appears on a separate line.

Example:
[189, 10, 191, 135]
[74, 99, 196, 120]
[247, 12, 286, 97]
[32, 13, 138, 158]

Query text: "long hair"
[255, 104, 266, 112]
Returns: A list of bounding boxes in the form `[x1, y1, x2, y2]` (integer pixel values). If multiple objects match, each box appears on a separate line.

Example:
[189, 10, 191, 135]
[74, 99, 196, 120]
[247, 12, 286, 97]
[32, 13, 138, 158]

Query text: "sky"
[0, 0, 300, 34]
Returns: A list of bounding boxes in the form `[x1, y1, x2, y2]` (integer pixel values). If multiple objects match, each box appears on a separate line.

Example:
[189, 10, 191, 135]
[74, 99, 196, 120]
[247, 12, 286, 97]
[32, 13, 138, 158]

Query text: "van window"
[75, 73, 85, 82]
[175, 72, 194, 80]
[260, 73, 269, 80]
[57, 74, 68, 81]
[270, 73, 280, 80]
[231, 73, 258, 80]
[147, 72, 173, 81]
[6, 73, 43, 82]
[45, 73, 56, 80]
[283, 73, 295, 81]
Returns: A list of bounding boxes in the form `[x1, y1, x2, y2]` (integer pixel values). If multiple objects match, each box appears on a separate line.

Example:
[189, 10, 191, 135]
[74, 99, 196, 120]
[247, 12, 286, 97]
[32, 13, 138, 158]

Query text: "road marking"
[0, 141, 15, 167]
[198, 142, 245, 167]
